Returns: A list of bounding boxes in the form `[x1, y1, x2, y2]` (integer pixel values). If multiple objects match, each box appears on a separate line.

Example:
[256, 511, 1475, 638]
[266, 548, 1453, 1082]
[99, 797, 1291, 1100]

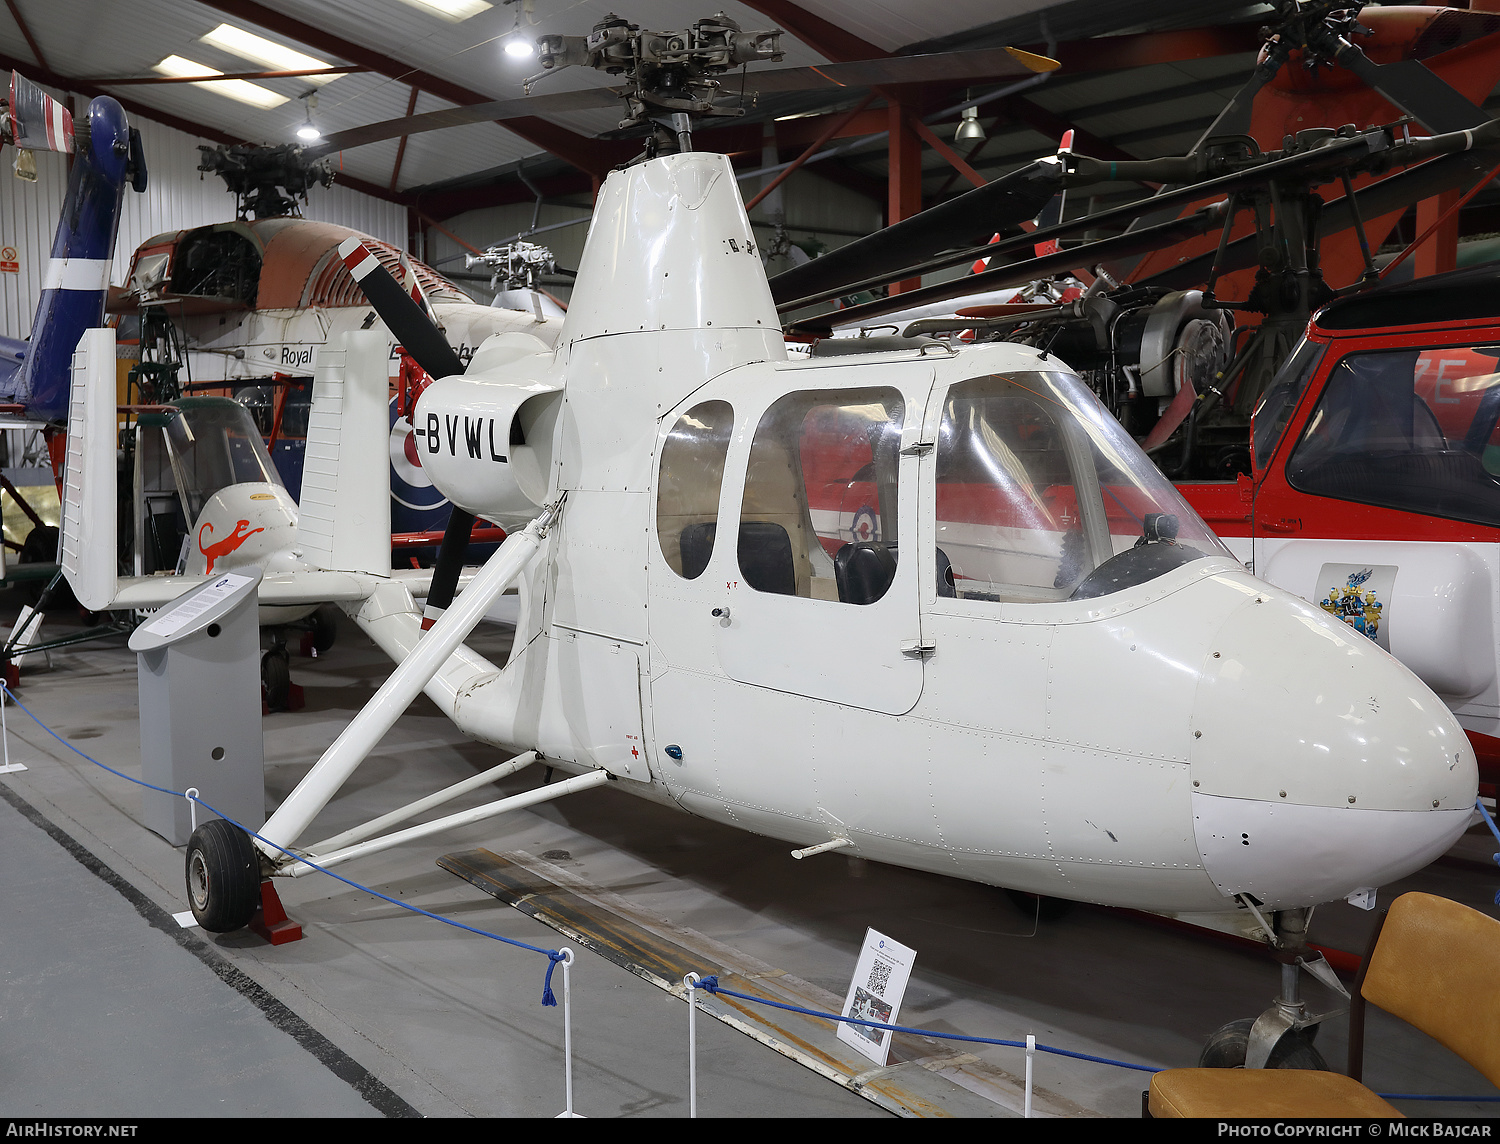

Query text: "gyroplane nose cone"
[1189, 587, 1476, 910]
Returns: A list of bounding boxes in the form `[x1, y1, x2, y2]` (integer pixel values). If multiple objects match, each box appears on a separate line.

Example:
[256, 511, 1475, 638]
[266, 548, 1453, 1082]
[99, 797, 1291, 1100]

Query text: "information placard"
[836, 928, 916, 1066]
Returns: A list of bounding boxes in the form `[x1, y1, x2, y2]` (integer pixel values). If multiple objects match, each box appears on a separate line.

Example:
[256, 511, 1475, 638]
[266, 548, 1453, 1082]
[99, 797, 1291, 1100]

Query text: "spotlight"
[955, 106, 986, 143]
[505, 37, 534, 58]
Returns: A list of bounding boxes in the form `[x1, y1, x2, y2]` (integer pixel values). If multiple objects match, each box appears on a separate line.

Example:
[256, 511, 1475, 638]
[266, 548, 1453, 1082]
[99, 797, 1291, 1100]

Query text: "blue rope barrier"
[694, 951, 1500, 1102]
[0, 682, 567, 1006]
[7, 681, 1500, 1101]
[692, 976, 1160, 1073]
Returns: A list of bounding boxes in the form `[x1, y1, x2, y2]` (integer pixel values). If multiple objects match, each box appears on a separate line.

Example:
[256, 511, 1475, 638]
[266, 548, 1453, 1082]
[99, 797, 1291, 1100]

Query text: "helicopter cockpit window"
[739, 388, 904, 605]
[170, 228, 261, 306]
[1287, 345, 1500, 528]
[936, 372, 1230, 603]
[162, 399, 284, 524]
[657, 400, 734, 579]
[1252, 336, 1326, 469]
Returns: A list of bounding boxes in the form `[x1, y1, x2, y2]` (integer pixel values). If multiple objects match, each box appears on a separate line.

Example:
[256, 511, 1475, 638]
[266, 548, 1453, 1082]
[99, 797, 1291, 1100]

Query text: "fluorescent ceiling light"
[200, 24, 339, 84]
[153, 56, 289, 108]
[394, 0, 493, 23]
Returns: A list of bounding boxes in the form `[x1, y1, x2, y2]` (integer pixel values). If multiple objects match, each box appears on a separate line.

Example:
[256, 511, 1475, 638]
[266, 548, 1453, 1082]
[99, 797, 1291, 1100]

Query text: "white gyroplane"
[83, 142, 1472, 1068]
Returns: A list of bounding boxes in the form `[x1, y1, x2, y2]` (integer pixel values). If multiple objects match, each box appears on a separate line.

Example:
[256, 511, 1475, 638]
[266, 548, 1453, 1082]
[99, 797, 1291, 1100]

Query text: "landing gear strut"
[1200, 904, 1348, 1069]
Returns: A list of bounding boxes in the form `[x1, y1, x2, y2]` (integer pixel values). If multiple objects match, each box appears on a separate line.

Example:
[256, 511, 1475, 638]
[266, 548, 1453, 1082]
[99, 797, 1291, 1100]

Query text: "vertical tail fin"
[294, 330, 391, 576]
[6, 90, 136, 422]
[59, 327, 117, 611]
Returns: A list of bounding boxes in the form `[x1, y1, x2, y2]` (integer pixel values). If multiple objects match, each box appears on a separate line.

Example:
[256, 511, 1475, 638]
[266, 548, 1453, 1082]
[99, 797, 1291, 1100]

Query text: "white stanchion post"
[0, 681, 25, 774]
[1025, 1033, 1036, 1118]
[556, 948, 581, 1118]
[684, 972, 700, 1118]
[184, 788, 199, 833]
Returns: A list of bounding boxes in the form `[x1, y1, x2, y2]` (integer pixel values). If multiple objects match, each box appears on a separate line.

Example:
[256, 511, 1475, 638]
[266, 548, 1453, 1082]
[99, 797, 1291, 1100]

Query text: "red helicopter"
[1217, 263, 1500, 787]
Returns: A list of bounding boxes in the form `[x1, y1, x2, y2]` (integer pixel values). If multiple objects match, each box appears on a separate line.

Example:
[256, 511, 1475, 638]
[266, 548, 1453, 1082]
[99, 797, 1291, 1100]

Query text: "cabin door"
[713, 372, 930, 716]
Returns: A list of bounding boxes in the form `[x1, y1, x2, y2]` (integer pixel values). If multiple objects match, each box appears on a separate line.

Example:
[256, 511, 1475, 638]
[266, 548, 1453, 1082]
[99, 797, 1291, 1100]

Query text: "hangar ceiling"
[2, 2, 1495, 234]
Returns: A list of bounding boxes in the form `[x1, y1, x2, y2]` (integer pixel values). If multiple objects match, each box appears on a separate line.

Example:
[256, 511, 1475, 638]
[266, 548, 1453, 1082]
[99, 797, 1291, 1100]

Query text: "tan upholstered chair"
[1148, 892, 1500, 1118]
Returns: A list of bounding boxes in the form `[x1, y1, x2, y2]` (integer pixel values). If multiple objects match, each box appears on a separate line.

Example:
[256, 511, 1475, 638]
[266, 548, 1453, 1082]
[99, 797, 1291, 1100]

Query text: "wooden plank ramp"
[438, 848, 1094, 1118]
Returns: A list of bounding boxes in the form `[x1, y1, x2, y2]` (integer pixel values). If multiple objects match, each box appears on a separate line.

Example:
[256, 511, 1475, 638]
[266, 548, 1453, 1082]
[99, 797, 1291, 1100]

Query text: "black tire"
[184, 819, 261, 932]
[19, 526, 75, 607]
[310, 605, 339, 653]
[261, 649, 291, 712]
[1198, 1017, 1329, 1070]
[1005, 889, 1074, 921]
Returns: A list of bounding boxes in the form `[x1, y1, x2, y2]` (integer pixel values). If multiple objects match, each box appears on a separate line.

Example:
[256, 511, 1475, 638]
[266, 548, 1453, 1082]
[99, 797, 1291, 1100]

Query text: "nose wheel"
[1200, 904, 1347, 1070]
[1199, 1017, 1327, 1069]
[185, 818, 262, 932]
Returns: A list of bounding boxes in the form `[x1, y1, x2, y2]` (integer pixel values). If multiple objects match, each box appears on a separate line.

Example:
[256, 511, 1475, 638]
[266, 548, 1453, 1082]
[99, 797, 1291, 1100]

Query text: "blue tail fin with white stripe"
[2, 83, 143, 422]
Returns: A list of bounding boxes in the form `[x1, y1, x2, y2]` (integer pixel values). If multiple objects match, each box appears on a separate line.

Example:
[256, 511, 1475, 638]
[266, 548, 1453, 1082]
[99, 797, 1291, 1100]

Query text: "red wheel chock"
[249, 879, 303, 945]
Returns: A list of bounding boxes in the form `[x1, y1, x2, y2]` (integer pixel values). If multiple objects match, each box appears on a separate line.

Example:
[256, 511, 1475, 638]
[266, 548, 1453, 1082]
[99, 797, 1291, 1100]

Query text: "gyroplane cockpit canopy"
[158, 397, 284, 524]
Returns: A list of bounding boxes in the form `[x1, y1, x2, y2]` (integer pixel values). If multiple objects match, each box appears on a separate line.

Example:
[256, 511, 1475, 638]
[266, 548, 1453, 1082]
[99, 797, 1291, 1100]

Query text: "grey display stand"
[129, 570, 265, 845]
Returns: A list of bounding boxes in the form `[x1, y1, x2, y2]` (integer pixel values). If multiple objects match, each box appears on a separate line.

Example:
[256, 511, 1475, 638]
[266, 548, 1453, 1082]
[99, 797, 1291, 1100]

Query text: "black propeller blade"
[336, 237, 474, 629]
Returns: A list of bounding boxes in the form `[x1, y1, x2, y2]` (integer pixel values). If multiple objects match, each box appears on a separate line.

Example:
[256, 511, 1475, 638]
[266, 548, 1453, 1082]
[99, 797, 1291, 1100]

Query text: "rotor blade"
[769, 158, 1064, 307]
[308, 86, 624, 156]
[309, 45, 1055, 157]
[1334, 44, 1491, 134]
[786, 205, 1226, 335]
[1139, 144, 1500, 293]
[337, 237, 463, 379]
[1186, 34, 1290, 153]
[773, 131, 1388, 312]
[747, 46, 1057, 94]
[9, 72, 73, 153]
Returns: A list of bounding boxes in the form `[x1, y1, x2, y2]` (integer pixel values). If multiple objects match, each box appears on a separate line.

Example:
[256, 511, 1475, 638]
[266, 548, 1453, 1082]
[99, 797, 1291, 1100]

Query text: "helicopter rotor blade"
[305, 44, 1054, 159]
[1138, 143, 1500, 293]
[307, 86, 626, 157]
[772, 131, 1389, 312]
[746, 46, 1057, 94]
[9, 71, 73, 153]
[768, 158, 1065, 308]
[785, 203, 1228, 335]
[1329, 41, 1492, 134]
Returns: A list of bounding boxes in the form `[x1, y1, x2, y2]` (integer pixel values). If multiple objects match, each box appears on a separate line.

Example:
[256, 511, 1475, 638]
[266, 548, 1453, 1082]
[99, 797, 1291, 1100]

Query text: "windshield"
[163, 400, 283, 523]
[1286, 344, 1500, 529]
[935, 370, 1233, 603]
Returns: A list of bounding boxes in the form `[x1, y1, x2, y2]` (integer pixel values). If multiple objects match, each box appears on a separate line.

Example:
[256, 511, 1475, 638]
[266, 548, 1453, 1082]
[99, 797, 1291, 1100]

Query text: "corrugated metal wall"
[0, 92, 406, 340]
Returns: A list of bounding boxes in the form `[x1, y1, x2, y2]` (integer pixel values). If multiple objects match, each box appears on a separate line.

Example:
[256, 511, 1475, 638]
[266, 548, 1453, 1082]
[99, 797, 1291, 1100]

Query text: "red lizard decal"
[198, 519, 265, 575]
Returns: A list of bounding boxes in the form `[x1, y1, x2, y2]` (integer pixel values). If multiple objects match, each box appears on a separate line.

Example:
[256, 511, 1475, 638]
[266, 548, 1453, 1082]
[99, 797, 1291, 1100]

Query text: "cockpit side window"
[657, 400, 734, 579]
[936, 375, 1103, 602]
[739, 387, 904, 605]
[1287, 344, 1500, 528]
[170, 228, 261, 306]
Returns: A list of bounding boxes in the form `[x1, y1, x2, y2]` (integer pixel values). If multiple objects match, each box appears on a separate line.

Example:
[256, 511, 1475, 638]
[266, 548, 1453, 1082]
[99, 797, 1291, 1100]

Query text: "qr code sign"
[866, 958, 893, 996]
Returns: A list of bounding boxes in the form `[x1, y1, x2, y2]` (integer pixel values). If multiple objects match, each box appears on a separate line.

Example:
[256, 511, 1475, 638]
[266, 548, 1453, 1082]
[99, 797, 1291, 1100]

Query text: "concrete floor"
[1, 597, 1498, 1119]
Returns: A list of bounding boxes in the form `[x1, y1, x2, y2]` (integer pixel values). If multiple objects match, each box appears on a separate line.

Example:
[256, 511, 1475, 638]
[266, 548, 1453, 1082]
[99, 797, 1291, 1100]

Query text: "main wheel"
[309, 605, 339, 654]
[1198, 1017, 1329, 1070]
[261, 649, 291, 711]
[185, 819, 261, 932]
